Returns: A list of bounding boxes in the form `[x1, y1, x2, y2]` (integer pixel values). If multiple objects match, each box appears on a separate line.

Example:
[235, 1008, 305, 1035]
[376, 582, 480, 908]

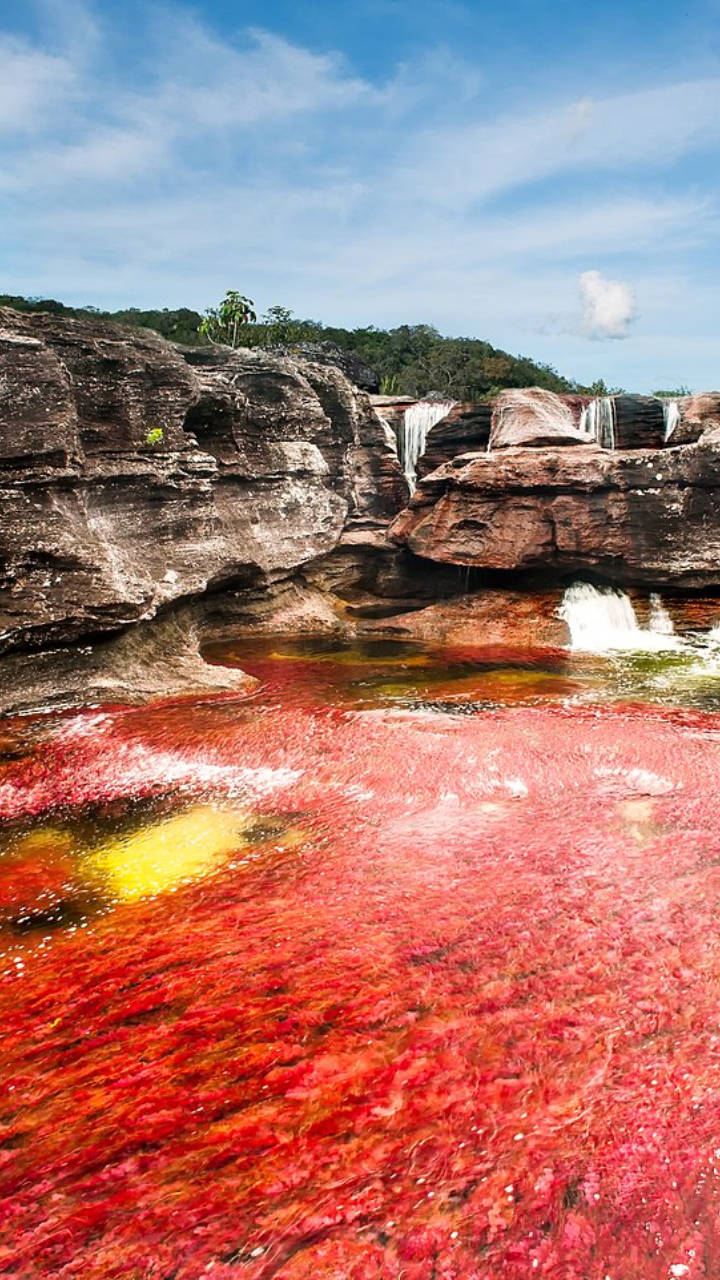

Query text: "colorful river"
[4, 635, 720, 1278]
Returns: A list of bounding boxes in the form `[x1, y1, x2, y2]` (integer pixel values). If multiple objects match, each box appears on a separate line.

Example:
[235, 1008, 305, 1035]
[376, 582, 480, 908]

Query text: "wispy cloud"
[393, 80, 720, 209]
[0, 35, 76, 132]
[1, 0, 719, 389]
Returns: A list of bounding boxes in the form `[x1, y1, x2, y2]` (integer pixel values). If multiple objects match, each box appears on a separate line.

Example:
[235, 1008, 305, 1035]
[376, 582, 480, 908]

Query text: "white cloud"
[1, 1, 720, 388]
[579, 270, 638, 339]
[0, 36, 75, 131]
[393, 79, 720, 210]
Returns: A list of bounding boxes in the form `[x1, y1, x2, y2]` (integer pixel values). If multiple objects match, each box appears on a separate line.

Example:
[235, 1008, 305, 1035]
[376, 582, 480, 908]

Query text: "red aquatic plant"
[2, 669, 720, 1277]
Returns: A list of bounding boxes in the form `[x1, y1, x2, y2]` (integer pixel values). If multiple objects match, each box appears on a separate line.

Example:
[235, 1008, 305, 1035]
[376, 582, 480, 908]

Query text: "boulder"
[489, 389, 589, 449]
[418, 403, 492, 476]
[671, 393, 720, 445]
[390, 442, 720, 587]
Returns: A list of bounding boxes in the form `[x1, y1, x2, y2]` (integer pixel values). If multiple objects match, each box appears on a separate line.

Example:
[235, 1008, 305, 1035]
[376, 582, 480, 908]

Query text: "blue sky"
[1, 0, 720, 390]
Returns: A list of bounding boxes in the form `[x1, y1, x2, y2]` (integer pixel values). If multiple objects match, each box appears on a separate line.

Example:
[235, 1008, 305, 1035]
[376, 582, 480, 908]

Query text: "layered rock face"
[271, 341, 380, 393]
[418, 404, 492, 476]
[411, 389, 681, 472]
[489, 389, 588, 449]
[0, 308, 407, 655]
[671, 393, 720, 444]
[612, 395, 666, 449]
[390, 443, 720, 587]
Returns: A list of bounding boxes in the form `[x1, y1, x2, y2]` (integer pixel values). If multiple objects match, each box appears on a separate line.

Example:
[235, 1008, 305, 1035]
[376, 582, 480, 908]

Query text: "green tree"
[580, 378, 626, 396]
[199, 290, 257, 348]
[261, 305, 302, 346]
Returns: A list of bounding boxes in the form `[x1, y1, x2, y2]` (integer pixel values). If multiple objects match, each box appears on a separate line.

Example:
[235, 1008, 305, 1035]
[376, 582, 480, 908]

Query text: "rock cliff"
[0, 308, 407, 657]
[390, 441, 720, 587]
[5, 309, 720, 712]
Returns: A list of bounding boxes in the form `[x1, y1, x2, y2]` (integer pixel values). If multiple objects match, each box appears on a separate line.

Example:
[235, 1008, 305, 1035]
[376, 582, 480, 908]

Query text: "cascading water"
[399, 400, 455, 489]
[663, 399, 682, 442]
[648, 592, 675, 635]
[578, 397, 616, 448]
[559, 582, 677, 652]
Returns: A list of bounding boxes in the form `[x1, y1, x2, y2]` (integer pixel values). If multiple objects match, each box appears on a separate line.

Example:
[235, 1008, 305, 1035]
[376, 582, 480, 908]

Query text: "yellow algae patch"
[267, 647, 435, 668]
[83, 805, 248, 902]
[2, 827, 76, 862]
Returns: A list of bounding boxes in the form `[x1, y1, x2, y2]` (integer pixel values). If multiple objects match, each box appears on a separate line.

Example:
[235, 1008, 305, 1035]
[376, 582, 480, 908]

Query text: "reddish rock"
[489, 389, 590, 449]
[361, 587, 568, 648]
[675, 392, 720, 445]
[390, 443, 720, 587]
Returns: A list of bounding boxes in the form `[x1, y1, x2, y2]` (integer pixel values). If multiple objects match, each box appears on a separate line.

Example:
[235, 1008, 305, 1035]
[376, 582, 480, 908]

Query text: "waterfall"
[399, 400, 455, 489]
[648, 593, 675, 636]
[663, 400, 682, 442]
[578, 397, 616, 448]
[559, 582, 678, 652]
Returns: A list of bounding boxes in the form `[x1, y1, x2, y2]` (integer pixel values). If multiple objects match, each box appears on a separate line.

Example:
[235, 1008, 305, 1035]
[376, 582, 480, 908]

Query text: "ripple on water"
[3, 636, 720, 1278]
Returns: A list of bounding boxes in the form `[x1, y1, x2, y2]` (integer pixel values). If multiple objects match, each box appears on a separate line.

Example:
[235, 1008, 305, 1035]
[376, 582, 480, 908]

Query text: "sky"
[1, 0, 720, 391]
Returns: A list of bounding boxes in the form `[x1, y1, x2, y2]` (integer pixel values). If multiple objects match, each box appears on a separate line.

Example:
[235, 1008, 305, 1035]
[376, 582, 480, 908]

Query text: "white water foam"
[578, 397, 616, 448]
[559, 582, 678, 653]
[400, 400, 455, 489]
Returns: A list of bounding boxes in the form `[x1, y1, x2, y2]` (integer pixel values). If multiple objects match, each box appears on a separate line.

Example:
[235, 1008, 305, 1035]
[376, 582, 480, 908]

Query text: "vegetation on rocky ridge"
[0, 292, 611, 399]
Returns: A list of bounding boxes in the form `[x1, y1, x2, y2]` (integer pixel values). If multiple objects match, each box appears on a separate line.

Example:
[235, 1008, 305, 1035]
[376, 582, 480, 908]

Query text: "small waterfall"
[399, 400, 455, 489]
[559, 582, 678, 652]
[663, 400, 682, 442]
[578, 397, 616, 448]
[648, 593, 675, 636]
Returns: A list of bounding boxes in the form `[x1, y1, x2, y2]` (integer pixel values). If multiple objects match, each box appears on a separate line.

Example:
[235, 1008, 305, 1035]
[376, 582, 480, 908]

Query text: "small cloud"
[579, 269, 637, 339]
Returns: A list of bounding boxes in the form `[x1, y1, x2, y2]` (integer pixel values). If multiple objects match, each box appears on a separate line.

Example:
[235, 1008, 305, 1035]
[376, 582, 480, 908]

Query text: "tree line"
[0, 292, 621, 399]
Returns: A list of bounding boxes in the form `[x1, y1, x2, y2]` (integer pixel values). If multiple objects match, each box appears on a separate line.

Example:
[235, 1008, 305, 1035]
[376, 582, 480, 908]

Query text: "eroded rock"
[489, 388, 589, 450]
[390, 442, 720, 587]
[0, 310, 407, 657]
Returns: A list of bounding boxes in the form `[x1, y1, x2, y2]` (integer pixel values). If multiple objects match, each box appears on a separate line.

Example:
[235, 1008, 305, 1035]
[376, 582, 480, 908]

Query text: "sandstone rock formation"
[417, 403, 492, 476]
[5, 305, 720, 715]
[271, 340, 380, 392]
[390, 442, 720, 587]
[612, 394, 666, 449]
[0, 308, 408, 657]
[0, 612, 258, 715]
[673, 393, 720, 445]
[414, 392, 671, 474]
[489, 389, 589, 449]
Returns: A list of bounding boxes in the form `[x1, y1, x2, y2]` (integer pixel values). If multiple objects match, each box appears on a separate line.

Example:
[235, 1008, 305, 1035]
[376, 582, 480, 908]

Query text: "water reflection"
[203, 632, 720, 713]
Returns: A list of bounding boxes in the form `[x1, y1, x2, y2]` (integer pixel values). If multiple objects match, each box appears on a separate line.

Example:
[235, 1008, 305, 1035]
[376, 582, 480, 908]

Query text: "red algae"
[3, 644, 720, 1276]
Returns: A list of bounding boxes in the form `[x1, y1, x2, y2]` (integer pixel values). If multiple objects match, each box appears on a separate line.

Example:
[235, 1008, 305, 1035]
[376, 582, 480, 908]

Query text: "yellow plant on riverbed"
[84, 804, 248, 902]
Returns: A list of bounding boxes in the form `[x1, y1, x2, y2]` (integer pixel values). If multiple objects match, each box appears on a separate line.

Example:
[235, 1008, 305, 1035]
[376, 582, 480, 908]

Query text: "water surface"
[3, 634, 720, 1278]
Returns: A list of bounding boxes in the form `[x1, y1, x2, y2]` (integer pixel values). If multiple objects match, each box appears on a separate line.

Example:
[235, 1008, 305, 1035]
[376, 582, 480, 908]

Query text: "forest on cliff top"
[0, 294, 614, 400]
